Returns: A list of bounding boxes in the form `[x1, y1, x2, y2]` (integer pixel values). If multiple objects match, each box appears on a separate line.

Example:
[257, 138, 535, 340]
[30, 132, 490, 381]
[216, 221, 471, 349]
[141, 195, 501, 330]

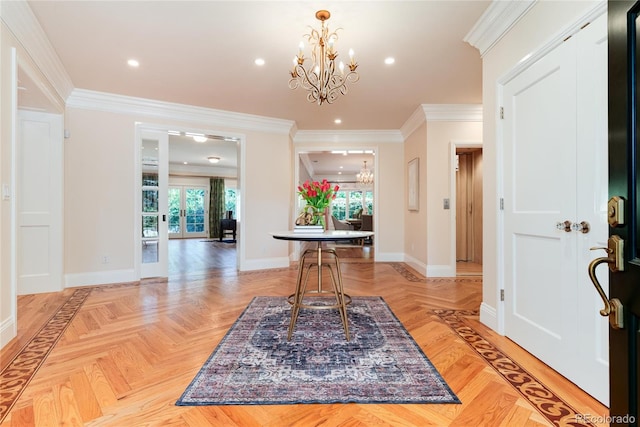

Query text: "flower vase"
[312, 208, 326, 230]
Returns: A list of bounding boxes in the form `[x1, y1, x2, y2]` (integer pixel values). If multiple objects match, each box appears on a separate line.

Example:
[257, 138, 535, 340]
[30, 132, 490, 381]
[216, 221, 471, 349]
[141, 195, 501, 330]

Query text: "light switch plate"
[443, 198, 450, 209]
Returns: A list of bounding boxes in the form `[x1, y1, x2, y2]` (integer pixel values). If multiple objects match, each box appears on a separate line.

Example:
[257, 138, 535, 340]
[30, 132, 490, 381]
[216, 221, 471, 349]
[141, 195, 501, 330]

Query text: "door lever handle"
[588, 236, 624, 329]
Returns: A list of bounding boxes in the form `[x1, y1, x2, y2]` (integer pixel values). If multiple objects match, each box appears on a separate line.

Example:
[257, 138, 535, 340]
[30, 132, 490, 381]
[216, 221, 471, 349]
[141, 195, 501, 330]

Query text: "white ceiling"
[19, 0, 490, 176]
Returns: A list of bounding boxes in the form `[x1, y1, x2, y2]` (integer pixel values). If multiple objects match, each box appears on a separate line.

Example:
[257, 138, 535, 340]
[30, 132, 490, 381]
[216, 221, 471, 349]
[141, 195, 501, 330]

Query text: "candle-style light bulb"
[339, 61, 345, 75]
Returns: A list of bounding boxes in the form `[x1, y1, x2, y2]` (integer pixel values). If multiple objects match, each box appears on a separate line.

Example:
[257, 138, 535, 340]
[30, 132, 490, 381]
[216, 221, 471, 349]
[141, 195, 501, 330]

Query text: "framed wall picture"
[408, 158, 419, 211]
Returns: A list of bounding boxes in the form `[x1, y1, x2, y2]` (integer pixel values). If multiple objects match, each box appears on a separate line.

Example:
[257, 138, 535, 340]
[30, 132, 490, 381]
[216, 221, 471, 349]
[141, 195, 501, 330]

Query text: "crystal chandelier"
[289, 10, 359, 105]
[357, 161, 373, 186]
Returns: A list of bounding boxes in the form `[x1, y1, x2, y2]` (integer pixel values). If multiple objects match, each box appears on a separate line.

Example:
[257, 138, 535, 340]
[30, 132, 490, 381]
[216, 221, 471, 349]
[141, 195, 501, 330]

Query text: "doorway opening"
[167, 132, 239, 276]
[296, 148, 376, 261]
[137, 127, 240, 279]
[452, 143, 482, 276]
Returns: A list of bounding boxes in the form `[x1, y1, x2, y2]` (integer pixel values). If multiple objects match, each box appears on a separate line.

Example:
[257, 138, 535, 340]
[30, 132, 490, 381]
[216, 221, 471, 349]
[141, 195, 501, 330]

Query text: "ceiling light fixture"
[289, 10, 359, 105]
[192, 135, 208, 143]
[208, 157, 220, 164]
[357, 160, 373, 186]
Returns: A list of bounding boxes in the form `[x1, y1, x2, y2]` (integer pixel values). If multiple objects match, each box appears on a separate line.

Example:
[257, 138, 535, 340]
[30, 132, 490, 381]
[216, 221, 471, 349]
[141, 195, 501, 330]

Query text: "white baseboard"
[403, 255, 427, 276]
[479, 302, 500, 334]
[240, 257, 290, 271]
[426, 264, 455, 277]
[0, 315, 17, 349]
[65, 269, 137, 288]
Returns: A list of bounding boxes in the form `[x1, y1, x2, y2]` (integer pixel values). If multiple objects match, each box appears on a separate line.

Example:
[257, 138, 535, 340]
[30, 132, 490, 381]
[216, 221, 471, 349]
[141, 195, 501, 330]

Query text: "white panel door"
[503, 14, 608, 404]
[503, 34, 578, 378]
[140, 130, 168, 278]
[17, 110, 63, 294]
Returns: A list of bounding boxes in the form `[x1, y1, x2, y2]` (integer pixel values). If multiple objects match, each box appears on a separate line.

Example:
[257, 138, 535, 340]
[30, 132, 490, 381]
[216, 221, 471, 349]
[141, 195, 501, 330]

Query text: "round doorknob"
[556, 220, 572, 232]
[572, 221, 590, 234]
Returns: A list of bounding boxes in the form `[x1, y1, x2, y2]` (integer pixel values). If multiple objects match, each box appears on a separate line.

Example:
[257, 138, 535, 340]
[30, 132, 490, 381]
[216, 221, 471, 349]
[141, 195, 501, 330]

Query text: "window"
[332, 189, 373, 220]
[225, 188, 237, 218]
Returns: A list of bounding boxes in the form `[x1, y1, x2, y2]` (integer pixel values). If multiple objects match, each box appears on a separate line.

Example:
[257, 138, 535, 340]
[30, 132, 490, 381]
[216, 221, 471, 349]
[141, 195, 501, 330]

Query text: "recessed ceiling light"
[183, 162, 188, 165]
[127, 59, 140, 67]
[255, 58, 265, 66]
[208, 156, 220, 163]
[384, 57, 395, 65]
[334, 119, 342, 124]
[192, 135, 208, 143]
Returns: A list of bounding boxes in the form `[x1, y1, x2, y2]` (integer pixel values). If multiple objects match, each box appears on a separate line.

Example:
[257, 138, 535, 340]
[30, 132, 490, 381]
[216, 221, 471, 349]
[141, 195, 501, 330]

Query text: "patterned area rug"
[176, 296, 460, 406]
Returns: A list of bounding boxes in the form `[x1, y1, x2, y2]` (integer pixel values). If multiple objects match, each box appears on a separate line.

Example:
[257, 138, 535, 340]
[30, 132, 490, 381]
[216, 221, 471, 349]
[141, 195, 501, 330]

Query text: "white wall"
[479, 0, 603, 330]
[426, 120, 482, 276]
[62, 99, 294, 283]
[401, 106, 482, 277]
[403, 122, 428, 274]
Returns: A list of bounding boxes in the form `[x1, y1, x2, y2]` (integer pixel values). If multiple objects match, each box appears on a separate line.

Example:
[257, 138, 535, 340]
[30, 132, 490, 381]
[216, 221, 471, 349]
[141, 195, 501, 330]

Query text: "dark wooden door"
[608, 1, 640, 424]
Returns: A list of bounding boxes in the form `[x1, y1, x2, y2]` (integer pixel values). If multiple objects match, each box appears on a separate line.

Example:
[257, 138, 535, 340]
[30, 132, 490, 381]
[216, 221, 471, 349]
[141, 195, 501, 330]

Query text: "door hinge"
[500, 289, 505, 301]
[500, 198, 504, 210]
[500, 107, 504, 119]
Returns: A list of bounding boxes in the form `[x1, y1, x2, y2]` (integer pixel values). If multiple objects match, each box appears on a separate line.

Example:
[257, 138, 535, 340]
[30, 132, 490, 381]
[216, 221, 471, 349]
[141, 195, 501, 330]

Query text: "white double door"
[168, 185, 208, 239]
[502, 14, 609, 404]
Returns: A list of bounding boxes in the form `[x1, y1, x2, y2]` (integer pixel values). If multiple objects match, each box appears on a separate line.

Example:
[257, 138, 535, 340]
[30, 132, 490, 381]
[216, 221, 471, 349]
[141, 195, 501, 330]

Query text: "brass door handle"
[588, 236, 624, 329]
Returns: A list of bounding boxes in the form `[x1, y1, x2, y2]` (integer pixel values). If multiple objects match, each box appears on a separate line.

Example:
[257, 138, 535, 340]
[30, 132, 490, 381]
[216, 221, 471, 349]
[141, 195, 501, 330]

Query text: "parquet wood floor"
[0, 239, 607, 426]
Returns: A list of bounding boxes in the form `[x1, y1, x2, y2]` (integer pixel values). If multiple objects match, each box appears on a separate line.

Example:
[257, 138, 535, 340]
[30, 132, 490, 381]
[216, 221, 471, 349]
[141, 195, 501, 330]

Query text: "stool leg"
[326, 254, 350, 341]
[288, 250, 313, 340]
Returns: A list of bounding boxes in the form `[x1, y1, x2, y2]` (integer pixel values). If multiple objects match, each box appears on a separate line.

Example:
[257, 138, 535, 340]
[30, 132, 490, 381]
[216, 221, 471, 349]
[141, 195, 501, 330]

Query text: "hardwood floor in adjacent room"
[0, 240, 607, 426]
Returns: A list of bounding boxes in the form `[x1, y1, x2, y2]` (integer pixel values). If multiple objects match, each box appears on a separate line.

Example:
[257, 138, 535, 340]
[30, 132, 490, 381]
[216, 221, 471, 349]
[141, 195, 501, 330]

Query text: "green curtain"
[209, 178, 225, 238]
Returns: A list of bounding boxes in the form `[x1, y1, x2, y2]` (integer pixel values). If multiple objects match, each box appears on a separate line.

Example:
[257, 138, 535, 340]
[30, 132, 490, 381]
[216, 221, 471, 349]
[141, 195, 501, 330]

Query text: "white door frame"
[293, 146, 378, 262]
[134, 123, 245, 276]
[449, 140, 482, 276]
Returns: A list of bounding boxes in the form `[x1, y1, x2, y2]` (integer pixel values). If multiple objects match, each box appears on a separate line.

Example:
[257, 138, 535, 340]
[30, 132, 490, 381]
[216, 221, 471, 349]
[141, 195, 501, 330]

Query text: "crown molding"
[422, 104, 483, 122]
[293, 130, 404, 144]
[400, 106, 428, 139]
[464, 0, 537, 57]
[400, 104, 483, 139]
[67, 89, 296, 135]
[1, 0, 74, 101]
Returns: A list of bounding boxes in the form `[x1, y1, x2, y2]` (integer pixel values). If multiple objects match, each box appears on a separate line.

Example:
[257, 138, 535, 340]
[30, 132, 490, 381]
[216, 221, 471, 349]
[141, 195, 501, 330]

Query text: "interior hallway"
[1, 241, 606, 426]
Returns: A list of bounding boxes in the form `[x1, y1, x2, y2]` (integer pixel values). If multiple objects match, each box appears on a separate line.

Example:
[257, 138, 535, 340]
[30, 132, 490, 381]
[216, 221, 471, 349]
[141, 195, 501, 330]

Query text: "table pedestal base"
[287, 245, 351, 341]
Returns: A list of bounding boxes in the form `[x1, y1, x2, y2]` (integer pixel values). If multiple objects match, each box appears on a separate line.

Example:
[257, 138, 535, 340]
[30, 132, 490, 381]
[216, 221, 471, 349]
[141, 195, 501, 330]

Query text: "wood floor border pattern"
[434, 309, 597, 427]
[0, 287, 92, 423]
[389, 262, 482, 284]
